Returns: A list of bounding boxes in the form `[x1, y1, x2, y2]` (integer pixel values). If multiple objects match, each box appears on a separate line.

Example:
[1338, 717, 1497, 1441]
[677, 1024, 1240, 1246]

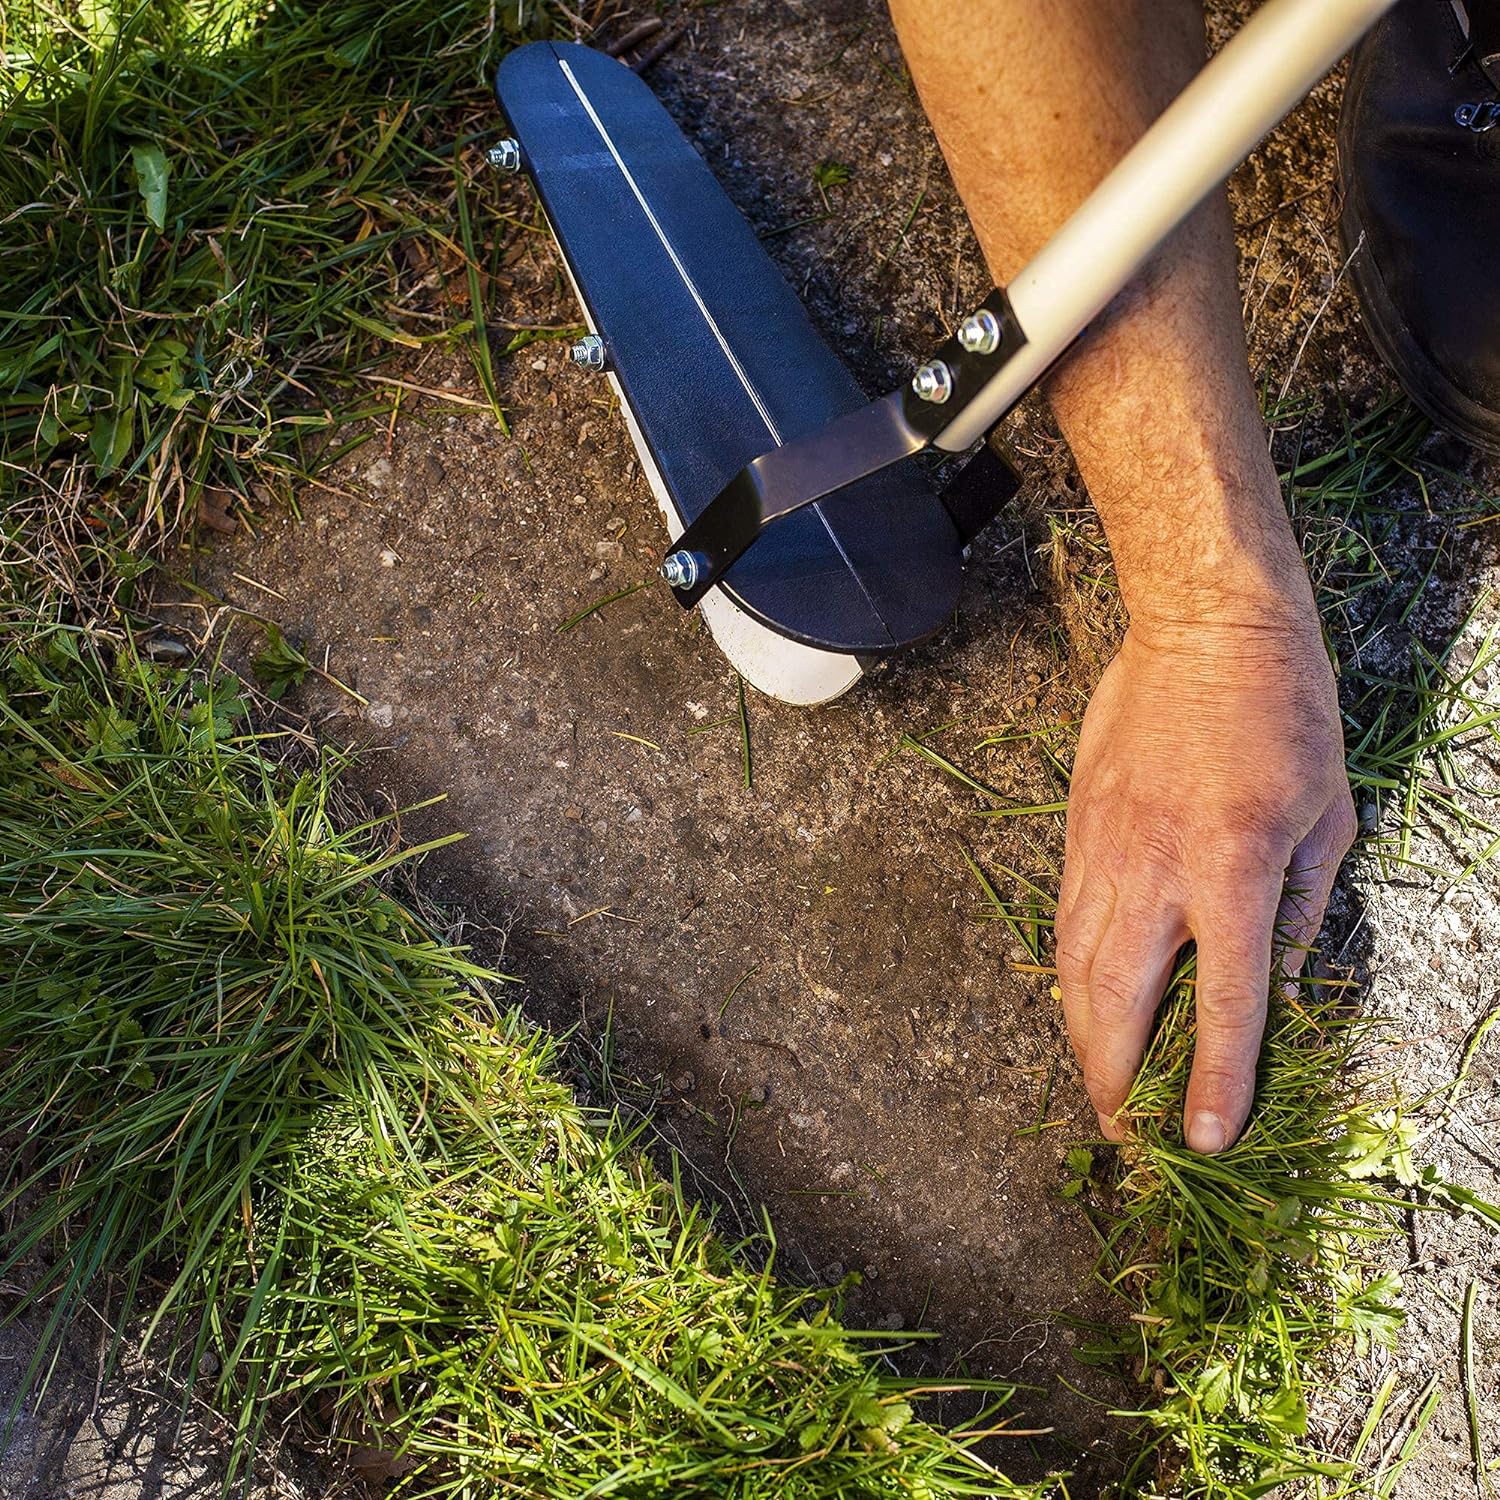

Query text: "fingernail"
[1188, 1111, 1226, 1154]
[1097, 1110, 1124, 1142]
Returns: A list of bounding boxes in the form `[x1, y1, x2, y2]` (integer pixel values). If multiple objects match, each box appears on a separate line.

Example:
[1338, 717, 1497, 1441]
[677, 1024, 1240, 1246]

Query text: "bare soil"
[0, 1314, 316, 1500]
[7, 0, 1499, 1495]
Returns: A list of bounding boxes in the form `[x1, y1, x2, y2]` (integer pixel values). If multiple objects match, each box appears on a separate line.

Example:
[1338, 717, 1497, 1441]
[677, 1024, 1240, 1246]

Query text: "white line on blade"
[558, 57, 782, 445]
[555, 53, 878, 621]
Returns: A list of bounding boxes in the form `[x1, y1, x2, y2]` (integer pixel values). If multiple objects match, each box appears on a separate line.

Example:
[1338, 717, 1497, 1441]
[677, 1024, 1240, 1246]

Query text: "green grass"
[0, 5, 1046, 1492]
[0, 625, 1045, 1498]
[1279, 398, 1500, 882]
[1081, 974, 1407, 1498]
[1, 0, 554, 618]
[1343, 600, 1500, 880]
[961, 822, 1421, 1497]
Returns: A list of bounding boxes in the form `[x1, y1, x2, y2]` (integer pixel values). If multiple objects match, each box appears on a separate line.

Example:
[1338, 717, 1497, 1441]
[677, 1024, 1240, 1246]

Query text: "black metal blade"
[663, 288, 1028, 608]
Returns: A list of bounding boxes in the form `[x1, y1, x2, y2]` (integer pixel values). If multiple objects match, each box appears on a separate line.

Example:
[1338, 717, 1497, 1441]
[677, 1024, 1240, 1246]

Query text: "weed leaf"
[252, 624, 311, 701]
[130, 142, 169, 230]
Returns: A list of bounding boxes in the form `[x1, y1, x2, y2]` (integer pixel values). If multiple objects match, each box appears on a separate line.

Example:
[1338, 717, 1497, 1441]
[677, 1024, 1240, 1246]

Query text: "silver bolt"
[569, 335, 607, 370]
[487, 138, 522, 172]
[911, 360, 954, 404]
[957, 308, 1002, 356]
[661, 550, 707, 589]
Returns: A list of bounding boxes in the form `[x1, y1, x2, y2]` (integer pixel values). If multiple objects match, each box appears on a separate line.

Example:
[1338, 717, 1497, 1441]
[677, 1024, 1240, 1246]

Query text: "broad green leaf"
[1340, 1110, 1418, 1184]
[1199, 1361, 1232, 1416]
[131, 142, 170, 230]
[89, 403, 134, 476]
[252, 624, 310, 701]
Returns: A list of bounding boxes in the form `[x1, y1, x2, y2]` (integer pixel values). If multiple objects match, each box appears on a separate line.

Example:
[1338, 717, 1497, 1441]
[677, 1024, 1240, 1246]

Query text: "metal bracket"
[939, 441, 1023, 546]
[901, 287, 1029, 440]
[664, 288, 1028, 607]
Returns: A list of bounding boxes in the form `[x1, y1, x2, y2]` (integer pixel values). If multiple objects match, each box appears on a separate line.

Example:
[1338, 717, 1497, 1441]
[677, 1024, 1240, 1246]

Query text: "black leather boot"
[1339, 0, 1500, 453]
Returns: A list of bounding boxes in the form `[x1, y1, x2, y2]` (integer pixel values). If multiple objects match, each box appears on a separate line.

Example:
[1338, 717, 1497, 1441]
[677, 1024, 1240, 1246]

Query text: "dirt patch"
[184, 353, 1118, 1474]
[0, 1309, 316, 1500]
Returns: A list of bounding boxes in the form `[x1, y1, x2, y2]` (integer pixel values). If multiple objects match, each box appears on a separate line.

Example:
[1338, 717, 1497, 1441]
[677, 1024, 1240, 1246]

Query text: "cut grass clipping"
[2, 0, 554, 617]
[0, 626, 1043, 1499]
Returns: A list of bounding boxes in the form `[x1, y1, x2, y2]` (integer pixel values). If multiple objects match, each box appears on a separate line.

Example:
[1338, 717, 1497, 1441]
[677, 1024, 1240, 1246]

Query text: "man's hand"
[888, 0, 1357, 1153]
[1054, 618, 1357, 1153]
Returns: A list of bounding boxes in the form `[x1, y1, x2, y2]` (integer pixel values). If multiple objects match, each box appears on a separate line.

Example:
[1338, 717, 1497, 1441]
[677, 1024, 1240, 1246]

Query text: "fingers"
[1275, 800, 1358, 990]
[1184, 872, 1282, 1154]
[1079, 903, 1189, 1138]
[1054, 850, 1111, 1066]
[1060, 797, 1354, 1155]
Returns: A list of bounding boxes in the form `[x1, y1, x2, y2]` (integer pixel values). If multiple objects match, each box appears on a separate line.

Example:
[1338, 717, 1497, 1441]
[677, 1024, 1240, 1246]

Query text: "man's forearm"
[889, 0, 1356, 1153]
[887, 0, 1314, 635]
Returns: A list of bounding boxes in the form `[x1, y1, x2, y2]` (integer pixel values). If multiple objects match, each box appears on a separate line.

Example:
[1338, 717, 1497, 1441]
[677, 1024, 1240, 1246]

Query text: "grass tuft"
[1, 0, 558, 617]
[1085, 970, 1407, 1498]
[0, 626, 1045, 1497]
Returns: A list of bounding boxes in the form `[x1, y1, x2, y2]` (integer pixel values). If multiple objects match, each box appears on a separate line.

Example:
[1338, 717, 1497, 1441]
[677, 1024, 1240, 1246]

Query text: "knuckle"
[1067, 810, 1125, 870]
[1082, 1063, 1125, 1115]
[1207, 816, 1293, 878]
[1330, 796, 1359, 852]
[1187, 1061, 1251, 1111]
[1089, 966, 1145, 1027]
[1054, 939, 1092, 988]
[1052, 912, 1094, 978]
[1196, 982, 1269, 1030]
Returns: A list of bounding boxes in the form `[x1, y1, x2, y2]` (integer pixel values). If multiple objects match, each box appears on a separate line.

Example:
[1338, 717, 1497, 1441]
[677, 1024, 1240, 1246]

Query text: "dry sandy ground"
[0, 1313, 318, 1499]
[5, 0, 1498, 1495]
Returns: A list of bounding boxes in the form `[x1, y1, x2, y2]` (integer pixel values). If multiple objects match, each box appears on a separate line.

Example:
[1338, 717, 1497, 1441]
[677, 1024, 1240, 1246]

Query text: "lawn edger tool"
[493, 0, 1396, 705]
